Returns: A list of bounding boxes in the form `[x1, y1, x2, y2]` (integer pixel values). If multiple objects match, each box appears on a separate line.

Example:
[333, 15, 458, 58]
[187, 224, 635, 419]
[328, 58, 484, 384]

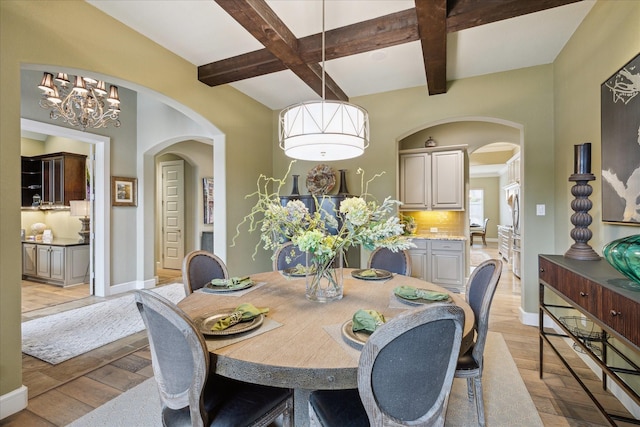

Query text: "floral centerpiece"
[234, 162, 414, 302]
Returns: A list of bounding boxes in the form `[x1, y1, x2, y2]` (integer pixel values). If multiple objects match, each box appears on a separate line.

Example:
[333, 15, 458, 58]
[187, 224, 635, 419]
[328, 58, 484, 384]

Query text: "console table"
[538, 255, 640, 425]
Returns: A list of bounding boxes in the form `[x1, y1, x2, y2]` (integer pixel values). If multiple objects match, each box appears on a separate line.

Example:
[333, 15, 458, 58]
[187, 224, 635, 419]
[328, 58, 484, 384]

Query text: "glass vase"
[603, 234, 640, 287]
[305, 250, 344, 302]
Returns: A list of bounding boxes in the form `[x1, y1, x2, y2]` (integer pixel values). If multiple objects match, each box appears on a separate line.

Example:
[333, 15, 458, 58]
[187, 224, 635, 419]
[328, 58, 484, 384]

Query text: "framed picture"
[111, 176, 137, 207]
[203, 177, 214, 224]
[601, 53, 640, 225]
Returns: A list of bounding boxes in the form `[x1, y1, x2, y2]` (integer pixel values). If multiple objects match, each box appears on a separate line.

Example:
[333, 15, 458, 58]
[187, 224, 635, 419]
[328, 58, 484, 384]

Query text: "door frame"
[21, 118, 111, 297]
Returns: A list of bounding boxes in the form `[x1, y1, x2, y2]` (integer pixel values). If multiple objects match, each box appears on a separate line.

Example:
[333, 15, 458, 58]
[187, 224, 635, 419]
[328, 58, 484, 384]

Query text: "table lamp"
[69, 200, 91, 244]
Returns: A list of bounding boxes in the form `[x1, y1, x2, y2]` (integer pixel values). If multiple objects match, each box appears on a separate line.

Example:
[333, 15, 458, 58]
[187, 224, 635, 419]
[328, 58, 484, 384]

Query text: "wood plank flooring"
[2, 254, 637, 426]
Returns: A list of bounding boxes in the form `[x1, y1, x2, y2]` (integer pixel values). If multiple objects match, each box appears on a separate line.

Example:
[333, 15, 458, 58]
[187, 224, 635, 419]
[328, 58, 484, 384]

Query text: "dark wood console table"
[539, 255, 640, 425]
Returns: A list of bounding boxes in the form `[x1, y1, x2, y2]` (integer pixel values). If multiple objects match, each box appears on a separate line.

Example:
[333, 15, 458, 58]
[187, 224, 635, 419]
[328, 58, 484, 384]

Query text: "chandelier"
[37, 72, 121, 130]
[278, 1, 369, 161]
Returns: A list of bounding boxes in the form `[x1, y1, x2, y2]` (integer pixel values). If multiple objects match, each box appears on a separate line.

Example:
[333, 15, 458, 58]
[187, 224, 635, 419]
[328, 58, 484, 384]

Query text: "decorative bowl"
[31, 222, 47, 235]
[603, 235, 640, 286]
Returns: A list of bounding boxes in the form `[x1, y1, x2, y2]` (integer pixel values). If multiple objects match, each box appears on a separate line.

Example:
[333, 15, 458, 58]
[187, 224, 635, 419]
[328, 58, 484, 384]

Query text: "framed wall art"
[601, 53, 640, 224]
[111, 176, 137, 207]
[203, 177, 214, 224]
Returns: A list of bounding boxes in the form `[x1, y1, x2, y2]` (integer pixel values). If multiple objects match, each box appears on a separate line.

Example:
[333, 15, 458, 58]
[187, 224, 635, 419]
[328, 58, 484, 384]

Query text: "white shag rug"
[69, 332, 542, 427]
[22, 284, 185, 365]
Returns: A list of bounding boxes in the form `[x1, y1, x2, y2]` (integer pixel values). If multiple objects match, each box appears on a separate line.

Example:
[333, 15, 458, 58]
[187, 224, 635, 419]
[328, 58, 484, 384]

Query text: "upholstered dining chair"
[470, 218, 489, 246]
[309, 303, 464, 427]
[272, 241, 306, 271]
[367, 247, 412, 276]
[182, 250, 229, 295]
[134, 289, 293, 427]
[455, 258, 503, 427]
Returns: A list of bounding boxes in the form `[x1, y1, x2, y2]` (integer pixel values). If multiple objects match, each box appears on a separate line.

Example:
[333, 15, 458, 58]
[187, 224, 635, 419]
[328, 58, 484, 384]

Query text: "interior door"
[161, 160, 185, 270]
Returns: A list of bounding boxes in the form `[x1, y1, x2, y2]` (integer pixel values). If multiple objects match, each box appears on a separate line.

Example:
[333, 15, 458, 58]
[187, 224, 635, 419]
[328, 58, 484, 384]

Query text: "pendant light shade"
[279, 100, 369, 161]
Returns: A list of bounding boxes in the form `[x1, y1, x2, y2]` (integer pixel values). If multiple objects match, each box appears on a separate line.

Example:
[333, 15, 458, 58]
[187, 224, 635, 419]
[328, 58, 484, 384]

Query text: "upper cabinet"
[506, 152, 520, 186]
[399, 148, 465, 210]
[21, 152, 87, 207]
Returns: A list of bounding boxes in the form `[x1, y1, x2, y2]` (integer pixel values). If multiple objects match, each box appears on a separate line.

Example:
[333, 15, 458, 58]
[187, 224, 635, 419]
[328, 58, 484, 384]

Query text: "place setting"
[197, 276, 266, 297]
[350, 268, 393, 281]
[323, 308, 390, 360]
[194, 302, 282, 350]
[390, 285, 451, 308]
[280, 263, 315, 279]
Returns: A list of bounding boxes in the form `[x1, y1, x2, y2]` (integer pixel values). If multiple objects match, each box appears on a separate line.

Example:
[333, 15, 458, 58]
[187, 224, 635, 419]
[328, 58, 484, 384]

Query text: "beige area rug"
[21, 284, 185, 365]
[68, 332, 542, 426]
[470, 249, 491, 266]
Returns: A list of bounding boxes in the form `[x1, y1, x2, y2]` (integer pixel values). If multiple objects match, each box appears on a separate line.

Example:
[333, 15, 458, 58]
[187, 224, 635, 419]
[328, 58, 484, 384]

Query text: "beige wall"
[1, 0, 272, 399]
[469, 177, 500, 240]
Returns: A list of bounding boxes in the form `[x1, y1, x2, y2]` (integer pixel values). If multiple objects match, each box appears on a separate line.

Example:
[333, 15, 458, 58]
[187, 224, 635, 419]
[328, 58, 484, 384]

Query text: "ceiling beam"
[198, 8, 419, 87]
[213, 0, 347, 101]
[201, 0, 582, 95]
[415, 0, 448, 95]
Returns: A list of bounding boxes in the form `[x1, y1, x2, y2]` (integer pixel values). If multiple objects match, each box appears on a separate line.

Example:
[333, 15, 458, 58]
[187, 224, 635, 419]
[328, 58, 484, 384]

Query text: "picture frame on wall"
[111, 176, 137, 207]
[203, 177, 214, 224]
[601, 53, 640, 225]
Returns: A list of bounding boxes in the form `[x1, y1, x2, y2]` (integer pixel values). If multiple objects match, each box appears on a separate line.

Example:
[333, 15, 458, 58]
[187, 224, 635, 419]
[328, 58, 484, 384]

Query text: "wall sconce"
[70, 200, 91, 244]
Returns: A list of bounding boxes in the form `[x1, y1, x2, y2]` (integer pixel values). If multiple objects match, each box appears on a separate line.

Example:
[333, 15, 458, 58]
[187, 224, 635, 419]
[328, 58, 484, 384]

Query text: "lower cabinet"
[23, 242, 90, 286]
[408, 239, 464, 293]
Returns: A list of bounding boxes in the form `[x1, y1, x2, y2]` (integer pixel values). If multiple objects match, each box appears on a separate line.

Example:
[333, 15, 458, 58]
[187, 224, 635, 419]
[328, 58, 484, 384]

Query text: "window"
[469, 189, 484, 226]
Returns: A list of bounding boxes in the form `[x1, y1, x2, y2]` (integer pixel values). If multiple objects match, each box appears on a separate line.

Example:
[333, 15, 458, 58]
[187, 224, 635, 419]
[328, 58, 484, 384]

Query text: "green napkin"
[209, 276, 252, 290]
[394, 285, 449, 301]
[352, 309, 386, 334]
[359, 269, 378, 277]
[211, 303, 269, 331]
[291, 264, 315, 275]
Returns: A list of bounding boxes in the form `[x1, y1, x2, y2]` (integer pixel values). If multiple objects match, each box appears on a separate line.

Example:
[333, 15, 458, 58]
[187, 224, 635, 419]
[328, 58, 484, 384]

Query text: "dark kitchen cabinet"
[21, 152, 87, 207]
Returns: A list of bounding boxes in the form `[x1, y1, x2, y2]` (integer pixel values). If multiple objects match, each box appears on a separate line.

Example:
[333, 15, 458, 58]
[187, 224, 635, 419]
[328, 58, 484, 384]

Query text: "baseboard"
[107, 278, 158, 296]
[0, 385, 28, 420]
[519, 308, 556, 328]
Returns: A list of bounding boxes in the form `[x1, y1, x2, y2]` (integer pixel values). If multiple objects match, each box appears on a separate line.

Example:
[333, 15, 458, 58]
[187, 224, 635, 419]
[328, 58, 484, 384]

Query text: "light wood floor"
[2, 253, 637, 426]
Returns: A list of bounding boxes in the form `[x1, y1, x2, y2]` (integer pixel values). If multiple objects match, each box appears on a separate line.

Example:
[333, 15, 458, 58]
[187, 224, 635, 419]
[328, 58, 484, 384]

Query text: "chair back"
[358, 304, 464, 426]
[134, 289, 209, 427]
[481, 218, 489, 232]
[272, 242, 306, 271]
[367, 247, 412, 276]
[182, 250, 229, 294]
[465, 259, 503, 366]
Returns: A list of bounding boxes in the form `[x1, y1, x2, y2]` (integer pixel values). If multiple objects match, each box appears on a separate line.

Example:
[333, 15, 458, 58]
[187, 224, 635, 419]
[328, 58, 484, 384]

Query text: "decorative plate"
[306, 164, 336, 196]
[201, 280, 254, 293]
[394, 293, 452, 306]
[351, 269, 392, 280]
[196, 308, 264, 336]
[341, 320, 370, 348]
[282, 267, 313, 277]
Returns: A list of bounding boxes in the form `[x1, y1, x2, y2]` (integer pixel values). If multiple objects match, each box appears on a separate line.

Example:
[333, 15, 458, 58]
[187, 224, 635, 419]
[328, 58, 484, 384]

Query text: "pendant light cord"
[321, 0, 325, 101]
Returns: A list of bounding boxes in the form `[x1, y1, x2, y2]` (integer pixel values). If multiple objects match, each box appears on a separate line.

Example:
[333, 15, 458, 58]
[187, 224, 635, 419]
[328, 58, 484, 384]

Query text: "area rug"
[68, 332, 542, 426]
[22, 284, 185, 365]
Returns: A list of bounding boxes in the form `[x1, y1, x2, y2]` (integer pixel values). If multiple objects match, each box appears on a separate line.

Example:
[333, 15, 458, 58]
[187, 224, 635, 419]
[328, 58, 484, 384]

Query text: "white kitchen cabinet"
[497, 225, 512, 263]
[408, 238, 465, 292]
[399, 148, 464, 210]
[22, 241, 89, 286]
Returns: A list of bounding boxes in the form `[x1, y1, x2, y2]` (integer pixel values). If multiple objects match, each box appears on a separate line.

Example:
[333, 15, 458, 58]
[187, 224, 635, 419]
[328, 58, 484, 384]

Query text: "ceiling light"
[278, 0, 369, 161]
[37, 72, 121, 130]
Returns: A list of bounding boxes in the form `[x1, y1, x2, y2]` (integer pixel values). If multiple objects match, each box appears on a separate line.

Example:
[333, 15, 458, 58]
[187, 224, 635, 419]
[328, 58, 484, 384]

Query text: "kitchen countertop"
[409, 233, 466, 240]
[22, 238, 88, 247]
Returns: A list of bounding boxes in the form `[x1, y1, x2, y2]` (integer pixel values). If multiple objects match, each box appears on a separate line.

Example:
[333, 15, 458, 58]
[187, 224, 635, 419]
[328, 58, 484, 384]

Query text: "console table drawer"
[540, 257, 600, 314]
[601, 289, 640, 349]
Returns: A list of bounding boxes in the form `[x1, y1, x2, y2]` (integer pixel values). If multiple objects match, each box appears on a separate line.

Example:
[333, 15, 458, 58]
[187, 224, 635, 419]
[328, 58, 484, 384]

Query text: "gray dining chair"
[182, 250, 229, 294]
[309, 303, 464, 426]
[367, 247, 412, 276]
[455, 258, 503, 427]
[470, 218, 489, 246]
[134, 289, 294, 427]
[272, 241, 306, 271]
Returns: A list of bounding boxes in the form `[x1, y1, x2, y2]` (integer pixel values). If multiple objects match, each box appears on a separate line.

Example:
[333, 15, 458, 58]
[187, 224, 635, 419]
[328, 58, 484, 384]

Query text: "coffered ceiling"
[87, 0, 595, 110]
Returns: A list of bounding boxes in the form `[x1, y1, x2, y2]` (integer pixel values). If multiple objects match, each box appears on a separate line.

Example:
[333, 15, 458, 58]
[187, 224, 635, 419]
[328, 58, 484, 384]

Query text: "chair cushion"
[309, 389, 369, 427]
[456, 344, 479, 371]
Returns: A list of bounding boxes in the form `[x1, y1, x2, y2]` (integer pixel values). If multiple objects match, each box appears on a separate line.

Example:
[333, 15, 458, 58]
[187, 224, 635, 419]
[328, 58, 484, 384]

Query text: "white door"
[161, 160, 185, 270]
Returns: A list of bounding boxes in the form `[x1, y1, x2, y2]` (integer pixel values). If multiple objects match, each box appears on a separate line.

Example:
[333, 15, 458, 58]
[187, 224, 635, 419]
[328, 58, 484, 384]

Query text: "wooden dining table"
[178, 268, 474, 426]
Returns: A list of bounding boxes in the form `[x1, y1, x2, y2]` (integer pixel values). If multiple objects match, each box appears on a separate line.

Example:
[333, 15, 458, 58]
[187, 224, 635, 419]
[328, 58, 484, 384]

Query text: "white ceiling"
[86, 0, 596, 110]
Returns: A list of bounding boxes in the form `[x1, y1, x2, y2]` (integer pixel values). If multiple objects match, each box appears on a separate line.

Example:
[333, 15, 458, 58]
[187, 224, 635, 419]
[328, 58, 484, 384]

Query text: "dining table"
[178, 268, 474, 426]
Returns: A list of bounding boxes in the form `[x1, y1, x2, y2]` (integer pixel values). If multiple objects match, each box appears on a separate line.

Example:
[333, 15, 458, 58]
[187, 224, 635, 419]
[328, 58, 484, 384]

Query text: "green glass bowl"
[603, 235, 640, 286]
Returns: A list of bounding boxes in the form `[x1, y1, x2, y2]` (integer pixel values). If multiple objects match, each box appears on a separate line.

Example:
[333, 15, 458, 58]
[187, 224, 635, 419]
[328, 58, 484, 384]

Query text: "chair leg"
[473, 377, 485, 427]
[282, 398, 294, 427]
[466, 378, 474, 400]
[482, 234, 486, 246]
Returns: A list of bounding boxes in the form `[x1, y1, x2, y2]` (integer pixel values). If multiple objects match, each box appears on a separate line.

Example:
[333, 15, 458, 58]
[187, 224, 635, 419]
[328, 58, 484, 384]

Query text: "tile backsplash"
[402, 211, 465, 235]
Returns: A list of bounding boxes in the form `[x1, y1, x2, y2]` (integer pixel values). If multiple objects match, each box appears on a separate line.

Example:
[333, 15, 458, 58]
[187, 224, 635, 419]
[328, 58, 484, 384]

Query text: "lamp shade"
[279, 100, 369, 161]
[69, 200, 91, 217]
